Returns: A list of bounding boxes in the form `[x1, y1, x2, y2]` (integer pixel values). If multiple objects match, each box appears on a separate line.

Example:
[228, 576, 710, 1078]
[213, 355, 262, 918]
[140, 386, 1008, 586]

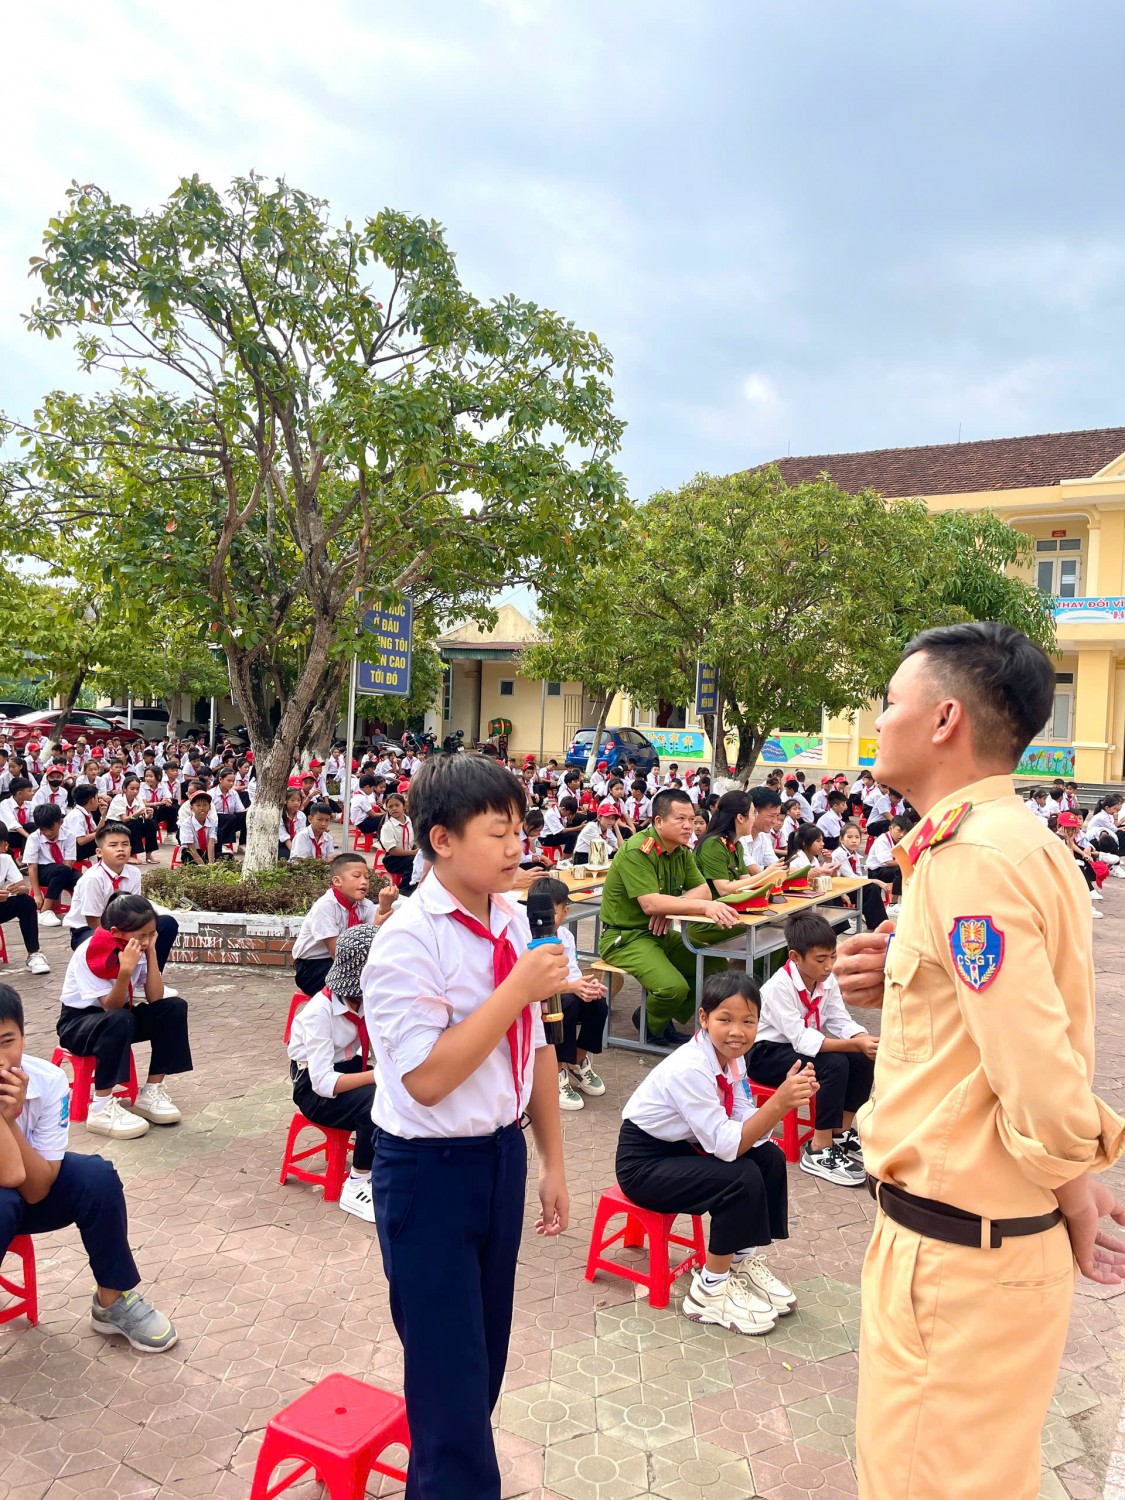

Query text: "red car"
[0, 710, 143, 749]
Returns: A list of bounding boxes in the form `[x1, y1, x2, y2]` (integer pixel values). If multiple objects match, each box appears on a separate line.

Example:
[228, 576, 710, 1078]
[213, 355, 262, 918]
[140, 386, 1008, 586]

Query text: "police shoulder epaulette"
[641, 836, 657, 855]
[906, 801, 972, 863]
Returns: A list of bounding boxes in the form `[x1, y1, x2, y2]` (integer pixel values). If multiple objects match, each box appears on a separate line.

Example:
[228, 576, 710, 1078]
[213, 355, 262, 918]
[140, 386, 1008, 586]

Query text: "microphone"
[525, 885, 566, 1048]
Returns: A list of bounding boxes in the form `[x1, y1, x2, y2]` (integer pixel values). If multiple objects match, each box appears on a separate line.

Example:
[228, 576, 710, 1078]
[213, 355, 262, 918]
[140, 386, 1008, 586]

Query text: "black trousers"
[383, 851, 416, 896]
[0, 893, 39, 953]
[5, 826, 27, 857]
[56, 996, 193, 1091]
[556, 991, 608, 1064]
[122, 818, 158, 856]
[865, 817, 891, 839]
[292, 1059, 375, 1172]
[0, 1153, 139, 1292]
[615, 1119, 788, 1257]
[294, 954, 333, 998]
[373, 1122, 526, 1500]
[1094, 831, 1125, 858]
[70, 915, 179, 974]
[74, 833, 98, 863]
[747, 1039, 874, 1132]
[36, 862, 78, 903]
[216, 809, 247, 847]
[355, 815, 382, 835]
[867, 860, 903, 897]
[277, 842, 291, 862]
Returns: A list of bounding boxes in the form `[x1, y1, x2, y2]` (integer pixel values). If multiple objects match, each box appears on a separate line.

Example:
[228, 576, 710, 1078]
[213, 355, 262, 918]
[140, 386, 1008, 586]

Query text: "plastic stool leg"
[646, 1216, 675, 1309]
[622, 1213, 647, 1250]
[781, 1109, 800, 1164]
[584, 1198, 615, 1283]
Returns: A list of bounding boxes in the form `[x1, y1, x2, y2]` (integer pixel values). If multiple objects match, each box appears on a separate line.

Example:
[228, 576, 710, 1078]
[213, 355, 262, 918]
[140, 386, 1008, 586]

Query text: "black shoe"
[658, 1021, 694, 1047]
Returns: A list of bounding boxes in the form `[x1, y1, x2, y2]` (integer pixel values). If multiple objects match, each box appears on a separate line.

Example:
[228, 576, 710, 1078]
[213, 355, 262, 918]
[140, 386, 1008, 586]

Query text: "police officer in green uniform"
[599, 788, 740, 1043]
[686, 790, 784, 947]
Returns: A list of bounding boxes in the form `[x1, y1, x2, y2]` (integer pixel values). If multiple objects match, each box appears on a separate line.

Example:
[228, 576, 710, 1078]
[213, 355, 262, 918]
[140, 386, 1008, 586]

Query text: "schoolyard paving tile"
[2, 886, 1125, 1497]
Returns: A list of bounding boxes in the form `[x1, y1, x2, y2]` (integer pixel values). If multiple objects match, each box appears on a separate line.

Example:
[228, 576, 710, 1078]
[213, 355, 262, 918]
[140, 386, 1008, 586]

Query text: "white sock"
[348, 1169, 370, 1183]
[699, 1267, 729, 1290]
[731, 1247, 759, 1264]
[89, 1094, 111, 1113]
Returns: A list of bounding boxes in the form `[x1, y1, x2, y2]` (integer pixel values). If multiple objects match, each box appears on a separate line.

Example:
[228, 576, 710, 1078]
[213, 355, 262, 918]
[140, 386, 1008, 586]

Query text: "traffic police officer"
[847, 622, 1125, 1499]
[598, 788, 738, 1043]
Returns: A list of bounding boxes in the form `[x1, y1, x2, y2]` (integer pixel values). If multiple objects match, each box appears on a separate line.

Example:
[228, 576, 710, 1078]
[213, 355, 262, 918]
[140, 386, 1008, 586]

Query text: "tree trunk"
[725, 707, 767, 784]
[584, 691, 614, 778]
[56, 670, 87, 727]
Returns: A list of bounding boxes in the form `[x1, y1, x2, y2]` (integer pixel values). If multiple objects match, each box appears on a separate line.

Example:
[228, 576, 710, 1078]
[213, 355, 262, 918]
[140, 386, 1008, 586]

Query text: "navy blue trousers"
[372, 1122, 526, 1500]
[0, 1152, 140, 1290]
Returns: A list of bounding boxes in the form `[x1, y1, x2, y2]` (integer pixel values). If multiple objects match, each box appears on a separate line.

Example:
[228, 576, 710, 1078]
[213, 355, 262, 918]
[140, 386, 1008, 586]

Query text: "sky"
[1, 0, 1122, 509]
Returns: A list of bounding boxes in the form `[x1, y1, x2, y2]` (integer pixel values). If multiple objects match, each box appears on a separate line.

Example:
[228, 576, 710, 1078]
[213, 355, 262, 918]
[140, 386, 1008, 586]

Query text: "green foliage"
[141, 857, 389, 915]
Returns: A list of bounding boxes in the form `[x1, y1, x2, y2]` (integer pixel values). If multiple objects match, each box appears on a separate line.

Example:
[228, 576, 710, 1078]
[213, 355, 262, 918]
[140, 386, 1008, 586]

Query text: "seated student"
[291, 852, 384, 997]
[287, 924, 389, 1223]
[602, 777, 635, 838]
[690, 807, 710, 849]
[1057, 811, 1105, 913]
[362, 752, 570, 1499]
[519, 808, 552, 871]
[0, 827, 49, 974]
[1026, 786, 1051, 823]
[864, 811, 913, 902]
[599, 788, 740, 1045]
[541, 796, 585, 858]
[830, 820, 892, 928]
[1059, 780, 1082, 816]
[277, 785, 307, 861]
[783, 778, 814, 823]
[31, 763, 71, 812]
[141, 765, 176, 835]
[815, 792, 848, 852]
[617, 971, 812, 1334]
[750, 910, 876, 1188]
[687, 770, 712, 809]
[178, 790, 217, 865]
[0, 777, 36, 859]
[534, 877, 609, 1112]
[350, 774, 384, 839]
[107, 774, 159, 862]
[378, 792, 417, 891]
[574, 801, 620, 865]
[296, 771, 321, 816]
[786, 822, 835, 881]
[98, 757, 129, 800]
[64, 783, 105, 866]
[211, 769, 248, 851]
[292, 802, 337, 863]
[0, 987, 177, 1350]
[1086, 795, 1125, 864]
[776, 798, 802, 857]
[25, 805, 79, 929]
[63, 821, 180, 983]
[625, 779, 652, 829]
[56, 893, 192, 1140]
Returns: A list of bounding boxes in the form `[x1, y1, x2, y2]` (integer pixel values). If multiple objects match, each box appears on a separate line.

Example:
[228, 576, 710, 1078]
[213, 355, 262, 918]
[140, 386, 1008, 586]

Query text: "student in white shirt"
[56, 893, 192, 1141]
[287, 924, 390, 1223]
[738, 787, 788, 877]
[107, 774, 159, 861]
[25, 805, 79, 927]
[0, 828, 48, 973]
[63, 822, 180, 982]
[590, 762, 610, 799]
[865, 812, 913, 898]
[64, 785, 104, 866]
[291, 853, 384, 996]
[864, 783, 900, 837]
[378, 792, 417, 892]
[0, 988, 178, 1351]
[618, 971, 812, 1335]
[140, 766, 176, 837]
[1026, 788, 1051, 823]
[31, 765, 71, 812]
[349, 775, 383, 838]
[625, 779, 652, 828]
[291, 804, 337, 863]
[810, 780, 831, 816]
[362, 752, 569, 1498]
[830, 821, 892, 927]
[1086, 796, 1125, 862]
[278, 786, 307, 861]
[211, 769, 248, 850]
[815, 793, 848, 851]
[783, 779, 814, 822]
[536, 878, 609, 1113]
[0, 778, 35, 859]
[574, 804, 620, 865]
[750, 910, 876, 1188]
[177, 792, 218, 864]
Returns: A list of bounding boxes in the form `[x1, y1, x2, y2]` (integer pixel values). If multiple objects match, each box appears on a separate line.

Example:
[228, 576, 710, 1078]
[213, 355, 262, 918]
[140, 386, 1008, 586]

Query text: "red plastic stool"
[279, 1114, 352, 1203]
[170, 843, 182, 868]
[585, 1185, 705, 1309]
[748, 1082, 816, 1163]
[0, 925, 7, 965]
[0, 1235, 38, 1326]
[351, 829, 374, 853]
[250, 1373, 410, 1499]
[50, 1048, 139, 1125]
[282, 991, 310, 1044]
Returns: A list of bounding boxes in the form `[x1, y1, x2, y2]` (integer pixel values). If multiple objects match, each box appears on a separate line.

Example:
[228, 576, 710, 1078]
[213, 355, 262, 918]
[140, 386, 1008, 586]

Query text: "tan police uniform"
[856, 773, 1125, 1499]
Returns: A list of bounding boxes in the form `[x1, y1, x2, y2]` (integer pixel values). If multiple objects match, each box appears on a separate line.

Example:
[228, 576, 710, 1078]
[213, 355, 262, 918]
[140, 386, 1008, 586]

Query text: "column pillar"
[1073, 649, 1115, 782]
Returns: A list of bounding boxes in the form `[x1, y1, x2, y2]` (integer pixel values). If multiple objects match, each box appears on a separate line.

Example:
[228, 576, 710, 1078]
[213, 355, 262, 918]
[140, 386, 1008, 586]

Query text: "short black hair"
[524, 808, 545, 831]
[8, 777, 31, 798]
[827, 792, 847, 808]
[359, 774, 377, 790]
[889, 812, 915, 833]
[307, 801, 332, 817]
[103, 892, 157, 932]
[32, 804, 63, 832]
[902, 622, 1055, 768]
[330, 852, 367, 876]
[651, 788, 692, 820]
[97, 820, 132, 844]
[73, 784, 99, 808]
[536, 876, 571, 907]
[409, 753, 527, 860]
[700, 970, 760, 1016]
[0, 984, 25, 1033]
[785, 909, 838, 957]
[749, 786, 782, 811]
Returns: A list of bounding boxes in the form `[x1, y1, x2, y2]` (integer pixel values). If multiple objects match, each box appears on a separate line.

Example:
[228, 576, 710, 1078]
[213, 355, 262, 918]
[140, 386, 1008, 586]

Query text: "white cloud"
[679, 369, 788, 448]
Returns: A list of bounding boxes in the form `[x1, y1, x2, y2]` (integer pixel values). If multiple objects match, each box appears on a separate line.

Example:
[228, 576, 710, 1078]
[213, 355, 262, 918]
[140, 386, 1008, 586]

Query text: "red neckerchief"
[333, 990, 370, 1061]
[83, 812, 95, 834]
[285, 816, 297, 841]
[47, 839, 64, 865]
[785, 959, 821, 1029]
[197, 822, 208, 853]
[86, 927, 135, 1006]
[312, 834, 327, 859]
[716, 1073, 734, 1117]
[448, 906, 531, 1123]
[331, 888, 361, 928]
[15, 805, 26, 826]
[842, 851, 861, 875]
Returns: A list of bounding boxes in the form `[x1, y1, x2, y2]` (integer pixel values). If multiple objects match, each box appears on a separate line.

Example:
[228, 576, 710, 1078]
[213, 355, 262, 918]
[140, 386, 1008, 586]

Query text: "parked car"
[0, 710, 142, 749]
[0, 701, 35, 720]
[564, 727, 660, 775]
[101, 705, 175, 740]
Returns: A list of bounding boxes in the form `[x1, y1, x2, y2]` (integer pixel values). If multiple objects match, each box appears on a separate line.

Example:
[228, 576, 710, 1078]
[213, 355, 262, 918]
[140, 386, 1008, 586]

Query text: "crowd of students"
[0, 729, 1117, 1498]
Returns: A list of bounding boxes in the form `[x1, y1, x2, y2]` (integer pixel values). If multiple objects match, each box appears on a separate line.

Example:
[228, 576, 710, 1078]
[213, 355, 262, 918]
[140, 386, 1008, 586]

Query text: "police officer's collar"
[898, 774, 1015, 870]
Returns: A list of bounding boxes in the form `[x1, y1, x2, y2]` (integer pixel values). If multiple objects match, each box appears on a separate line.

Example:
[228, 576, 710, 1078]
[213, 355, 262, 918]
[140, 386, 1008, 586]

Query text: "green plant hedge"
[141, 859, 388, 916]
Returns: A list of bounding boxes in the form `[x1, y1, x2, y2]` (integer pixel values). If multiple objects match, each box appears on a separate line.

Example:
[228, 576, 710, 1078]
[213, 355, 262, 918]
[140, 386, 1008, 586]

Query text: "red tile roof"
[760, 427, 1125, 498]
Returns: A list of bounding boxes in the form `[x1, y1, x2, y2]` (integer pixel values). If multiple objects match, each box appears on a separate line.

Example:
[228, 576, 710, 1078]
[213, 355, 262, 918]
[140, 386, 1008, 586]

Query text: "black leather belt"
[867, 1175, 1063, 1250]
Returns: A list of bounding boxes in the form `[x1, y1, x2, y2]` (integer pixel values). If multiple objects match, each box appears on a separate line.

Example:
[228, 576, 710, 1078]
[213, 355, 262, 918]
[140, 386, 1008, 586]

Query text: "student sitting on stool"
[0, 826, 49, 975]
[62, 822, 180, 988]
[24, 805, 79, 929]
[291, 853, 392, 997]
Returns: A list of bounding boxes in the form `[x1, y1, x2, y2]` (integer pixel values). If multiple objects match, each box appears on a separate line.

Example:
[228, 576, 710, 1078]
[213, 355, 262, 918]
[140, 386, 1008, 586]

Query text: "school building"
[435, 428, 1125, 783]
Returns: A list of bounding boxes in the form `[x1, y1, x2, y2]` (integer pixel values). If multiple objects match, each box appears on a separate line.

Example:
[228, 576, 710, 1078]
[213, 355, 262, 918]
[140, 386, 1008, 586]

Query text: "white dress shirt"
[25, 827, 76, 866]
[59, 941, 149, 1011]
[757, 961, 865, 1056]
[0, 798, 33, 831]
[739, 831, 777, 871]
[379, 816, 413, 854]
[816, 809, 843, 840]
[1088, 810, 1120, 840]
[63, 860, 140, 931]
[287, 987, 371, 1098]
[178, 806, 218, 848]
[866, 831, 896, 868]
[621, 1030, 764, 1162]
[278, 809, 307, 849]
[292, 889, 375, 961]
[575, 821, 618, 859]
[292, 826, 336, 861]
[831, 845, 865, 877]
[14, 1055, 70, 1160]
[31, 781, 70, 811]
[362, 875, 547, 1139]
[811, 789, 829, 815]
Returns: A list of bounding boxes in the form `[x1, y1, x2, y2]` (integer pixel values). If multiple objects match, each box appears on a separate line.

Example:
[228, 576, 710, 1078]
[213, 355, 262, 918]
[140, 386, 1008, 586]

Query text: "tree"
[3, 175, 626, 869]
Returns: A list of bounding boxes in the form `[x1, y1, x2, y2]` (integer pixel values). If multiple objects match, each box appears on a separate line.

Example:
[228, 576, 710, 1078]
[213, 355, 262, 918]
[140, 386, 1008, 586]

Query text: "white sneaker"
[568, 1057, 606, 1096]
[1112, 866, 1125, 879]
[38, 910, 62, 928]
[87, 1095, 150, 1139]
[799, 1142, 866, 1187]
[885, 903, 902, 917]
[339, 1175, 376, 1223]
[25, 952, 50, 975]
[1102, 852, 1121, 866]
[129, 1082, 181, 1125]
[1091, 890, 1104, 901]
[733, 1255, 797, 1315]
[1092, 907, 1104, 919]
[558, 1069, 584, 1111]
[160, 984, 180, 998]
[682, 1269, 777, 1336]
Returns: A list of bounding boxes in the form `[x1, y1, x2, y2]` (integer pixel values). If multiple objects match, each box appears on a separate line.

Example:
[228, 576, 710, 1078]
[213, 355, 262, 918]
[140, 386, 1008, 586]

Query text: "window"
[441, 668, 452, 724]
[1035, 539, 1082, 597]
[1042, 675, 1074, 740]
[499, 679, 514, 697]
[546, 681, 561, 697]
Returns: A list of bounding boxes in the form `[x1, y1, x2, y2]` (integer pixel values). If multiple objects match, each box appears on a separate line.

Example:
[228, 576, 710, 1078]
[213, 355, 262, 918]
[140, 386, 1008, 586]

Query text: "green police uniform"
[599, 830, 722, 1031]
[687, 835, 747, 947]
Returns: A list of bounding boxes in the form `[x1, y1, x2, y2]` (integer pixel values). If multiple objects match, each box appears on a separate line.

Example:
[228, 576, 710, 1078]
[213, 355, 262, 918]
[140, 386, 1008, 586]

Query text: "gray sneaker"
[91, 1289, 178, 1352]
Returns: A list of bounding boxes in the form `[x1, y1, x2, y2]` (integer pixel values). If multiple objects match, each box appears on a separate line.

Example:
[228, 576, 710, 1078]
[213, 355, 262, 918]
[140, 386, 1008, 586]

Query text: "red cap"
[597, 800, 617, 818]
[1058, 811, 1082, 829]
[596, 760, 608, 771]
[287, 775, 304, 788]
[309, 759, 323, 769]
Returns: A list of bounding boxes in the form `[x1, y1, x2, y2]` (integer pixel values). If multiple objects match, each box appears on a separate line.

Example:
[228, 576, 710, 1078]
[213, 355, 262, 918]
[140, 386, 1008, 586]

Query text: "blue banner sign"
[695, 662, 718, 716]
[358, 598, 413, 697]
[1053, 597, 1125, 622]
